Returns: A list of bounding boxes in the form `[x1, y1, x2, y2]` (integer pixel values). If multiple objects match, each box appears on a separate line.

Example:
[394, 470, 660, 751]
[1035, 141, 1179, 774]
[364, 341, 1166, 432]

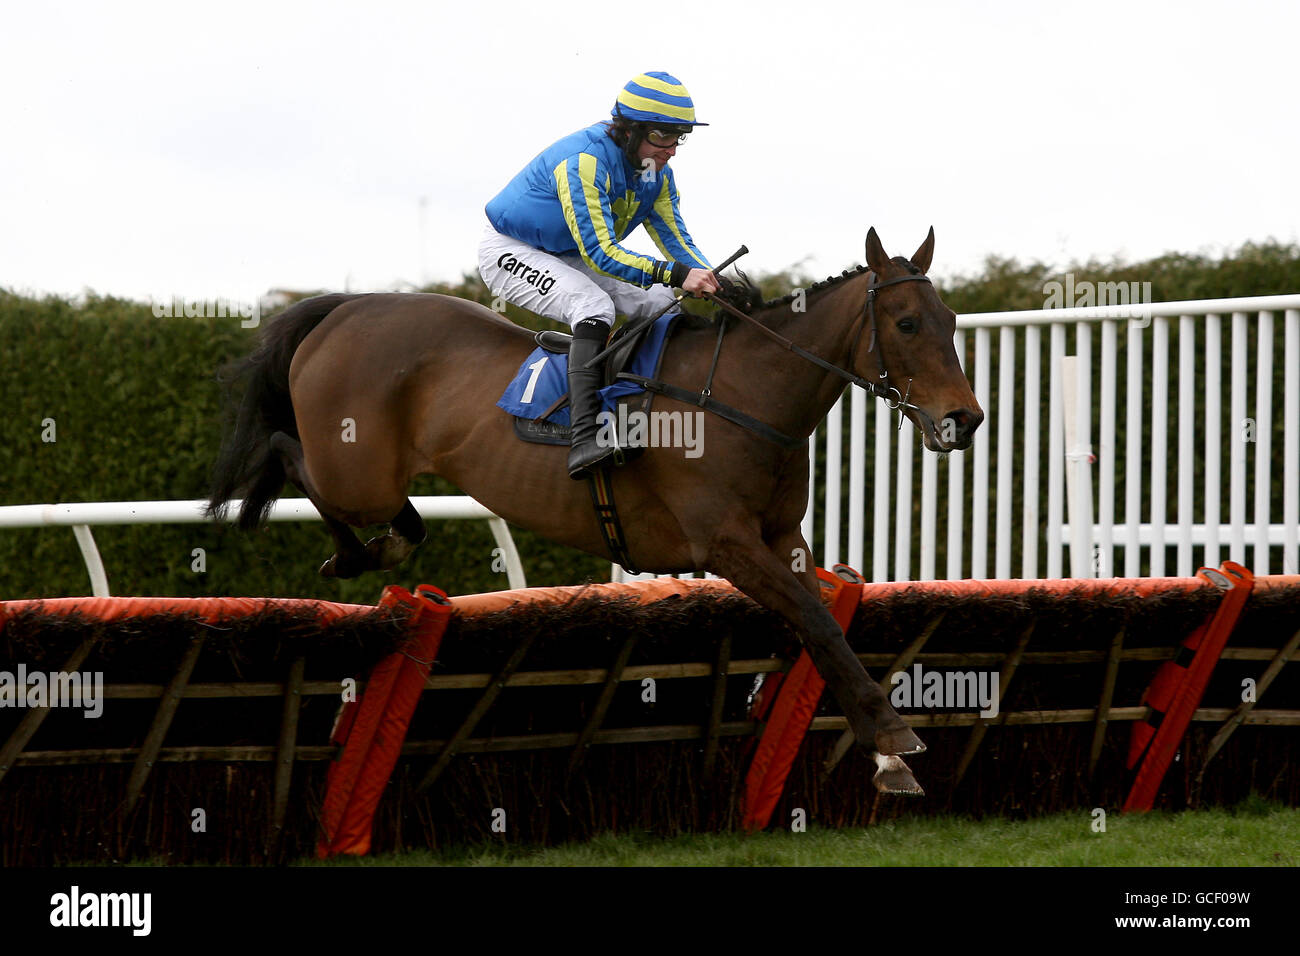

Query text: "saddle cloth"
[497, 313, 678, 427]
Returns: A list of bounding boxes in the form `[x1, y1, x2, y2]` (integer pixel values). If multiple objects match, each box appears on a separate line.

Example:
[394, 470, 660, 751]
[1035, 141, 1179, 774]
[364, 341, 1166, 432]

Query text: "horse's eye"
[897, 317, 919, 334]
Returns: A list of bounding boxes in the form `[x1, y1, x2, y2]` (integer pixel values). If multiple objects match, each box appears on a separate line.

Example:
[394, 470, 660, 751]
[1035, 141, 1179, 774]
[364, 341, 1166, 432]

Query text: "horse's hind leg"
[270, 431, 369, 578]
[270, 432, 425, 577]
[360, 499, 427, 571]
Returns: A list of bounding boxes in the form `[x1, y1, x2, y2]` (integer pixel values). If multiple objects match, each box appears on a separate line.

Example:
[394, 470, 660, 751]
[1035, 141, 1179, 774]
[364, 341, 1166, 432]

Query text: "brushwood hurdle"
[2, 568, 1298, 863]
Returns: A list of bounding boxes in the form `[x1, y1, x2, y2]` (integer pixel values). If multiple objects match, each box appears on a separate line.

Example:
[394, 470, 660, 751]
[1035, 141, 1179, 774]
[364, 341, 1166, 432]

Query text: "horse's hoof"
[873, 754, 925, 796]
[319, 553, 363, 579]
[875, 723, 926, 757]
[363, 534, 409, 572]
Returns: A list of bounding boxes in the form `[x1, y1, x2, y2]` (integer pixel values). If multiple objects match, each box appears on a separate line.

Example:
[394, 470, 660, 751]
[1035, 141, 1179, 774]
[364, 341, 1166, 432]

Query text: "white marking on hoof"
[874, 752, 905, 773]
[872, 753, 925, 796]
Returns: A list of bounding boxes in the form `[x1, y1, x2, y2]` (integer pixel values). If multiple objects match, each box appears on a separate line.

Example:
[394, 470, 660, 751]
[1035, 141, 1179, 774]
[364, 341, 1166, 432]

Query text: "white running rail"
[0, 497, 527, 596]
[801, 294, 1300, 581]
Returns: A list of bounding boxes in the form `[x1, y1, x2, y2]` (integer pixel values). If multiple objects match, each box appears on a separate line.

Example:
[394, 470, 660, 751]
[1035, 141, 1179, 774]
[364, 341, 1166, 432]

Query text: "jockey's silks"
[486, 122, 710, 288]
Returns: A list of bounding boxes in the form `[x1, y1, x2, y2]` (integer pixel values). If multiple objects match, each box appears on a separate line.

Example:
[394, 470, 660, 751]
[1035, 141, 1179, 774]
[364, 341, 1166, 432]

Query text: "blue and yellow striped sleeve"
[644, 166, 711, 271]
[553, 153, 666, 287]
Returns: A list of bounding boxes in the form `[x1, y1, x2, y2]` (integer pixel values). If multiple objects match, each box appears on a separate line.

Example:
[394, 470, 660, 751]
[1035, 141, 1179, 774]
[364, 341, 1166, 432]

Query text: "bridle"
[703, 267, 938, 431]
[617, 265, 945, 452]
[860, 270, 934, 421]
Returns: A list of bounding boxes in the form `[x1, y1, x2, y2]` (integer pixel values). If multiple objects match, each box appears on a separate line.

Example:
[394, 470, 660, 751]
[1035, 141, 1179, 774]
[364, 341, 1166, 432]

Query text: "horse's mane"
[701, 267, 854, 323]
[710, 256, 921, 320]
[712, 269, 766, 316]
[759, 265, 870, 311]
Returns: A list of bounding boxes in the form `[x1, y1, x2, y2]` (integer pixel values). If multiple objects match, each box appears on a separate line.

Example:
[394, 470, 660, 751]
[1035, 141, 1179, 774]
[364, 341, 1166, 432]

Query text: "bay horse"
[207, 227, 983, 793]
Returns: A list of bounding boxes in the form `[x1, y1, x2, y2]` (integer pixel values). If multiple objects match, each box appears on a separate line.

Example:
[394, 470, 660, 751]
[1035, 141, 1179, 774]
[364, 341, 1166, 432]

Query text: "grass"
[302, 797, 1299, 867]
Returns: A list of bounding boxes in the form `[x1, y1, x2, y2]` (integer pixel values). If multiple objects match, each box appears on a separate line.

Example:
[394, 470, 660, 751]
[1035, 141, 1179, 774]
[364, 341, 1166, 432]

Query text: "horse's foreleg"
[713, 528, 924, 760]
[781, 531, 925, 761]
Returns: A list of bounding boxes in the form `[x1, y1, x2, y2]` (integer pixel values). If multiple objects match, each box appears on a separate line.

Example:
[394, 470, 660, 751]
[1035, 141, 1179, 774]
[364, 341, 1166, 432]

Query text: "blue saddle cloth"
[496, 314, 677, 427]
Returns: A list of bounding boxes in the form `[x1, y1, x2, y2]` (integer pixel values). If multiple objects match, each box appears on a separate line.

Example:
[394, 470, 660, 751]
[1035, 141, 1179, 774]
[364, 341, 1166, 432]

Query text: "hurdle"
[2, 568, 1298, 863]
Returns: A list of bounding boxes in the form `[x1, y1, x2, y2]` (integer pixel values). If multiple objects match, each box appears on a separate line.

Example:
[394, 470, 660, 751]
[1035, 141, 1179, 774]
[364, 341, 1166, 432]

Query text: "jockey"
[479, 71, 720, 479]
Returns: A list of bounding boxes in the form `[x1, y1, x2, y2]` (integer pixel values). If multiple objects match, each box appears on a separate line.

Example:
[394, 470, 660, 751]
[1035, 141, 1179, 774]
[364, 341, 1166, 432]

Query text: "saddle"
[532, 316, 658, 388]
[506, 316, 677, 449]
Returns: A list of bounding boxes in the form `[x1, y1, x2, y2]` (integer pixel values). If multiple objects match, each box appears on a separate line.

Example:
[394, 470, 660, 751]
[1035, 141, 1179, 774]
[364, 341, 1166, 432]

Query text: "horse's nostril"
[941, 408, 984, 442]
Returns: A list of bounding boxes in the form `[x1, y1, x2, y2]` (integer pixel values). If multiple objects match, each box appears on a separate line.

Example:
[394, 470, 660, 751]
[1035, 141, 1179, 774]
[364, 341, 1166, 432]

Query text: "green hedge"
[0, 288, 606, 600]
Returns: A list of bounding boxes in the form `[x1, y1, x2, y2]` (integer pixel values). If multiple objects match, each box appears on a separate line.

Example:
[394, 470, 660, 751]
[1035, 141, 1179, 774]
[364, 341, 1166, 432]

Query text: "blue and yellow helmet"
[612, 72, 707, 127]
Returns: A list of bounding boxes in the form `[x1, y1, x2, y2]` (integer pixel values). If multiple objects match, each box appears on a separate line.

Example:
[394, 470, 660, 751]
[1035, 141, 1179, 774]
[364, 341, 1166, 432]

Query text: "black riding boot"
[566, 319, 617, 480]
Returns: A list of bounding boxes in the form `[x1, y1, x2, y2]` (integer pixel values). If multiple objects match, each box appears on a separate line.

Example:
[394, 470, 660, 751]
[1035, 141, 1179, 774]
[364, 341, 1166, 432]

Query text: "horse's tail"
[206, 293, 363, 530]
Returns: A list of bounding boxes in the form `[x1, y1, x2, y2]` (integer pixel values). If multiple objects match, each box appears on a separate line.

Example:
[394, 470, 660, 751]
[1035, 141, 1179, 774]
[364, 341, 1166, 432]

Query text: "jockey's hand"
[682, 268, 720, 297]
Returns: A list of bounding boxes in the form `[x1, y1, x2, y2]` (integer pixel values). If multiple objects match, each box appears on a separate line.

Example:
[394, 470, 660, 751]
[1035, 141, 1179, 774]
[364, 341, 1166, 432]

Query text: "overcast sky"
[3, 0, 1296, 307]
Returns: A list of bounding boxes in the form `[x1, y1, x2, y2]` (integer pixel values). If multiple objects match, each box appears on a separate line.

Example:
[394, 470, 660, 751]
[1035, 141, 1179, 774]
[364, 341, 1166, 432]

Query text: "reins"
[615, 268, 940, 450]
[695, 270, 939, 433]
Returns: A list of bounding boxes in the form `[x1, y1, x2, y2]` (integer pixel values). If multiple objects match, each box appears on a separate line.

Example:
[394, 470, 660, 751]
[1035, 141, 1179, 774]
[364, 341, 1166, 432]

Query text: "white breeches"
[477, 222, 678, 329]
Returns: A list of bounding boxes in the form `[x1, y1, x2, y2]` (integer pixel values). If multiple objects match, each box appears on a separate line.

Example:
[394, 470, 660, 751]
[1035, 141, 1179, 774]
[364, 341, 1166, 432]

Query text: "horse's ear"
[865, 227, 889, 273]
[910, 227, 936, 274]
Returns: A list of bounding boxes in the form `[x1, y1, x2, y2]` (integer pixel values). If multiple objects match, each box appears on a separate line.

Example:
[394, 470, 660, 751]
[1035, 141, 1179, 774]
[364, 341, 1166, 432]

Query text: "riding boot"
[566, 319, 618, 480]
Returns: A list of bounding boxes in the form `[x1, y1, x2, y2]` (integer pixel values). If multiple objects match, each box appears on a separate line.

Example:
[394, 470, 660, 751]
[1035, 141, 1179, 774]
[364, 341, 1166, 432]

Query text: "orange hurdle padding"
[447, 576, 738, 615]
[845, 573, 1298, 602]
[440, 573, 1300, 619]
[317, 585, 452, 857]
[1124, 569, 1245, 770]
[0, 595, 375, 627]
[7, 573, 1296, 626]
[741, 568, 862, 832]
[741, 652, 825, 832]
[1122, 562, 1255, 813]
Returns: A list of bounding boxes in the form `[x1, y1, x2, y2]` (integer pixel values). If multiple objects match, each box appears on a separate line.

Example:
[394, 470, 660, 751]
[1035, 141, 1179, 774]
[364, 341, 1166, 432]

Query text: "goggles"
[644, 127, 690, 147]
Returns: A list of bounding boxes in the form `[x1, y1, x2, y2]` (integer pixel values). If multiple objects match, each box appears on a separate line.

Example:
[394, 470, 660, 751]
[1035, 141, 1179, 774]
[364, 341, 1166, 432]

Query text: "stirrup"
[568, 441, 622, 480]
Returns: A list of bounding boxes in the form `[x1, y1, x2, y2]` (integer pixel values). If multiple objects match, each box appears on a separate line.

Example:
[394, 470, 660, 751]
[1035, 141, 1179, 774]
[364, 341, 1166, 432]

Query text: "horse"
[207, 227, 983, 794]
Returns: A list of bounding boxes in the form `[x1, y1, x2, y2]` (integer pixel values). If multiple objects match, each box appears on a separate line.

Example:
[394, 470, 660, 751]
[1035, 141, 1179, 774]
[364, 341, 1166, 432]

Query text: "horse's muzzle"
[936, 407, 983, 450]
